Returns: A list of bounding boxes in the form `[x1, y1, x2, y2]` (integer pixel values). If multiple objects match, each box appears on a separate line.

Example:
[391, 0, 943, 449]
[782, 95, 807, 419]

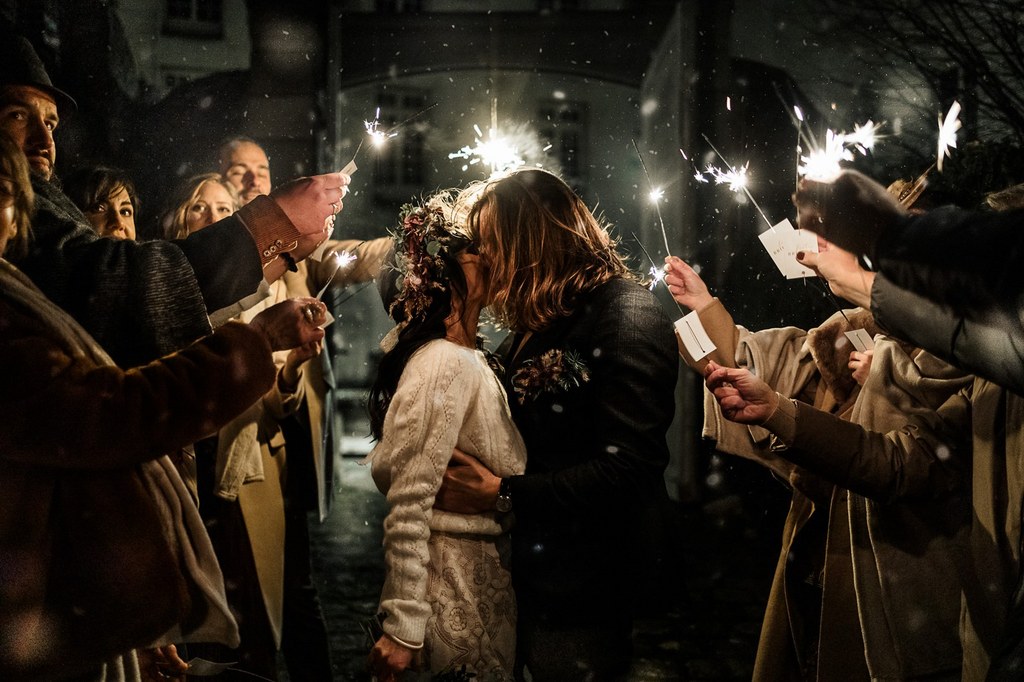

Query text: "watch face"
[496, 496, 512, 513]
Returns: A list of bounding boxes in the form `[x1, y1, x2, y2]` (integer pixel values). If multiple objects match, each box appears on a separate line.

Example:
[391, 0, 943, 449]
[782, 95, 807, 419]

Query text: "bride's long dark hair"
[368, 214, 474, 441]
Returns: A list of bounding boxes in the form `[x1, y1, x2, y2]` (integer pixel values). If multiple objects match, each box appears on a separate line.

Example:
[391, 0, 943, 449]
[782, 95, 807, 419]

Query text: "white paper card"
[675, 311, 717, 361]
[757, 227, 789, 276]
[320, 310, 335, 329]
[786, 226, 819, 279]
[340, 159, 358, 176]
[758, 219, 818, 279]
[844, 329, 875, 352]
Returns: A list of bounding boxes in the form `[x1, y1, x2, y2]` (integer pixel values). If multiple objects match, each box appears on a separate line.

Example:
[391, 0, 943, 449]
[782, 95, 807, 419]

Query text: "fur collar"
[806, 308, 884, 405]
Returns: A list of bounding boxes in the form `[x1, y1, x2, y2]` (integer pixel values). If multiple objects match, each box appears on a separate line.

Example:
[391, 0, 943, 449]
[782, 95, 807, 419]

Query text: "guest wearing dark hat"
[0, 34, 350, 368]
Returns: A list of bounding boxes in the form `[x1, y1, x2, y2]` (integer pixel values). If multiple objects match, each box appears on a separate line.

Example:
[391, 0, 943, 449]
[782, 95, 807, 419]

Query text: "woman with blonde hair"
[436, 168, 678, 680]
[162, 173, 240, 240]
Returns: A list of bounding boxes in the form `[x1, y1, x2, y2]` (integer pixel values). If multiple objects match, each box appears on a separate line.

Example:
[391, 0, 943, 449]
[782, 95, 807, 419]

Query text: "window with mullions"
[538, 99, 587, 186]
[371, 89, 429, 195]
[164, 0, 224, 38]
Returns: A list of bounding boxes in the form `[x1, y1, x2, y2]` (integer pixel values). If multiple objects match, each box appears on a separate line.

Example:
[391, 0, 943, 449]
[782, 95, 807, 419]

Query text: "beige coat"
[229, 236, 391, 644]
[681, 299, 972, 681]
[936, 378, 1024, 680]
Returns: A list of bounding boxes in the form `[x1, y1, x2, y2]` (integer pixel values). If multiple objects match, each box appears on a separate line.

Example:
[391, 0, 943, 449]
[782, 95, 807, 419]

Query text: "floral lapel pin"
[511, 348, 591, 405]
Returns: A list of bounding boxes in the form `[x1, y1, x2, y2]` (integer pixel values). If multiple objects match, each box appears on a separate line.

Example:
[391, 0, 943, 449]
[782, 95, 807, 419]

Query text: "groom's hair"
[468, 168, 635, 332]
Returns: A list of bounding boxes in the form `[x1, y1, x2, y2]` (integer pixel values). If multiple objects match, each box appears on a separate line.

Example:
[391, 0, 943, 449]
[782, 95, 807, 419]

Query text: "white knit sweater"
[369, 339, 527, 647]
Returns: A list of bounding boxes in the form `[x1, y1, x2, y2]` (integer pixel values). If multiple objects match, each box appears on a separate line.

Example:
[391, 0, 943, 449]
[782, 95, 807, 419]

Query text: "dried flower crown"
[387, 202, 471, 322]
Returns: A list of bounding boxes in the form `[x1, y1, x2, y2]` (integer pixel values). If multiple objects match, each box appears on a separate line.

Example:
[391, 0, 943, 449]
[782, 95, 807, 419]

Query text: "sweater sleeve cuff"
[235, 195, 302, 270]
[385, 632, 424, 650]
[760, 393, 797, 445]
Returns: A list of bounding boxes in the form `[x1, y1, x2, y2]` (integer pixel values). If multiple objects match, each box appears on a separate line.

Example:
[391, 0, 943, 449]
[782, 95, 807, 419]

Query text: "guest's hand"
[368, 634, 415, 682]
[849, 349, 874, 386]
[249, 297, 326, 351]
[435, 448, 501, 514]
[793, 170, 906, 257]
[664, 256, 714, 311]
[279, 340, 322, 393]
[703, 361, 779, 424]
[795, 239, 875, 309]
[137, 644, 188, 682]
[270, 171, 351, 261]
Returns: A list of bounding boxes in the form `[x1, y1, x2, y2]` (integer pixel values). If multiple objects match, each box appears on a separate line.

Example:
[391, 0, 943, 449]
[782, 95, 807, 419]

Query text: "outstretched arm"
[703, 362, 970, 503]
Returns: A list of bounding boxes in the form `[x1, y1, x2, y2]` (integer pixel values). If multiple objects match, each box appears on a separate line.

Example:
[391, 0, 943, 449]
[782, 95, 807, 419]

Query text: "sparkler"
[315, 251, 358, 300]
[700, 134, 774, 230]
[846, 120, 882, 154]
[771, 85, 884, 185]
[349, 102, 438, 166]
[792, 105, 805, 190]
[364, 107, 398, 148]
[703, 162, 750, 193]
[448, 124, 526, 175]
[631, 232, 684, 316]
[937, 100, 962, 172]
[680, 149, 709, 184]
[448, 98, 527, 176]
[631, 139, 673, 258]
[797, 129, 853, 183]
[796, 123, 883, 183]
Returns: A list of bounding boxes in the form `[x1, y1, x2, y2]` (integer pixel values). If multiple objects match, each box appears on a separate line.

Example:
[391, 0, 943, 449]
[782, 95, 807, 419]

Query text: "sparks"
[794, 119, 884, 183]
[701, 134, 775, 229]
[448, 123, 526, 176]
[937, 101, 962, 172]
[631, 231, 684, 315]
[649, 187, 665, 203]
[364, 107, 398, 147]
[681, 148, 709, 184]
[632, 140, 673, 257]
[846, 120, 882, 154]
[647, 265, 666, 291]
[798, 129, 854, 183]
[705, 162, 750, 193]
[316, 251, 358, 300]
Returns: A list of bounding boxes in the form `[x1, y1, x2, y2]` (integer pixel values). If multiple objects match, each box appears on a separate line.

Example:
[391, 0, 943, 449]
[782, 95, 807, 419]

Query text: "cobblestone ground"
[305, 451, 786, 681]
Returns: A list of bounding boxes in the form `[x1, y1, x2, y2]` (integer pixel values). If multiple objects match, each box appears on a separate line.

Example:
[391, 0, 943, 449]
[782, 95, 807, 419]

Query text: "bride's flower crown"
[387, 202, 472, 322]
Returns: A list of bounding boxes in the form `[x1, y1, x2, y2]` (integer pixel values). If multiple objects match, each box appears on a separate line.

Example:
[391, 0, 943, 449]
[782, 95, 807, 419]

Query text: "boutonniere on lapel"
[511, 348, 591, 405]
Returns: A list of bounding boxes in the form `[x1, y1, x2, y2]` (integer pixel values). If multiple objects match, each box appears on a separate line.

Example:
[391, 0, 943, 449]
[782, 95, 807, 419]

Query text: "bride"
[366, 195, 526, 681]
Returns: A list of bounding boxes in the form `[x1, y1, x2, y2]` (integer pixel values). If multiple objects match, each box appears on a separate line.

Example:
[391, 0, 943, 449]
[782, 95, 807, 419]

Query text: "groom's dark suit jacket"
[498, 277, 678, 626]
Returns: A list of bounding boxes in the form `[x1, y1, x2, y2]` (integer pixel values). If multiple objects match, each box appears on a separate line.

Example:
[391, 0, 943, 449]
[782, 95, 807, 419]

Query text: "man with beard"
[0, 34, 348, 369]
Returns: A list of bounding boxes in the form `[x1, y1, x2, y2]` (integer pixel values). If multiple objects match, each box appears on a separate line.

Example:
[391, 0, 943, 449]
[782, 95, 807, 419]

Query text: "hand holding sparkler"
[280, 339, 324, 392]
[664, 256, 714, 312]
[704, 361, 780, 426]
[267, 171, 350, 272]
[794, 240, 875, 310]
[249, 297, 326, 351]
[792, 170, 907, 257]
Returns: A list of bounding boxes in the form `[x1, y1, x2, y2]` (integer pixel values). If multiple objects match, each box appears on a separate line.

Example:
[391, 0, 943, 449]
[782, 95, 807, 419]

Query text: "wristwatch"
[496, 478, 513, 513]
